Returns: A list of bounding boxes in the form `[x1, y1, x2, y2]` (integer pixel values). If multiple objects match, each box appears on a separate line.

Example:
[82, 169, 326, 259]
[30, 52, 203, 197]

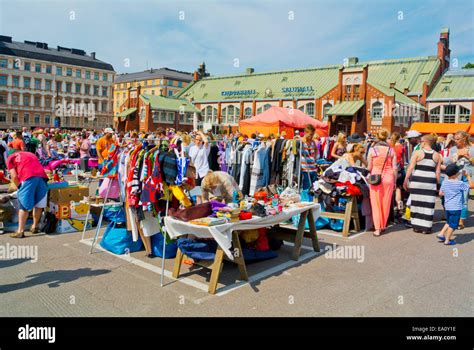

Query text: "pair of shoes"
[30, 227, 41, 234]
[445, 240, 456, 246]
[437, 235, 445, 242]
[10, 231, 24, 238]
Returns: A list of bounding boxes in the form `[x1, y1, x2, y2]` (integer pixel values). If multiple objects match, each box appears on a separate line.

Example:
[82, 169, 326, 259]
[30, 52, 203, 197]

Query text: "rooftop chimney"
[438, 27, 450, 72]
[91, 52, 96, 60]
[246, 68, 255, 75]
[0, 35, 12, 43]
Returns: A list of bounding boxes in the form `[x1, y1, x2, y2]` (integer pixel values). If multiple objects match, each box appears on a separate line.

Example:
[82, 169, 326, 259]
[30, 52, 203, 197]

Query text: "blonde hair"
[455, 131, 470, 146]
[202, 171, 218, 192]
[182, 134, 191, 146]
[422, 134, 437, 146]
[376, 129, 389, 142]
[336, 132, 346, 144]
[390, 132, 401, 145]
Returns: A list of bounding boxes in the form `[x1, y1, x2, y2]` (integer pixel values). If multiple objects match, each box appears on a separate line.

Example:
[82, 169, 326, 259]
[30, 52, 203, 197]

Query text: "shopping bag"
[100, 222, 143, 255]
[98, 177, 120, 199]
[151, 234, 178, 259]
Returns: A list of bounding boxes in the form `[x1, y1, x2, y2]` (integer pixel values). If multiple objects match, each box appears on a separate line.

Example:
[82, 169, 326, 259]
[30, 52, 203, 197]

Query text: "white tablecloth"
[164, 202, 321, 260]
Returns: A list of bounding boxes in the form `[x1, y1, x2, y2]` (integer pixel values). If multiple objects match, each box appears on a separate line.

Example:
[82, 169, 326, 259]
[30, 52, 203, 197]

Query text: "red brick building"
[177, 28, 453, 135]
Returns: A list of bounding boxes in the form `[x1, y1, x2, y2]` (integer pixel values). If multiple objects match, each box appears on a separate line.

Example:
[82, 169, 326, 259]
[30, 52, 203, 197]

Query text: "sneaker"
[436, 235, 445, 242]
[445, 240, 456, 246]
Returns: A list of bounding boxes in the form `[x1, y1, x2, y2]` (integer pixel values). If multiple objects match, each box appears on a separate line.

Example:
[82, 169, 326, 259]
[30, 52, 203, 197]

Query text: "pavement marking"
[79, 238, 210, 292]
[194, 246, 326, 302]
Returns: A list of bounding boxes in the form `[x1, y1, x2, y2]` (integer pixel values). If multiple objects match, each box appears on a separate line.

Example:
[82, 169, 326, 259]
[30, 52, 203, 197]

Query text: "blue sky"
[1, 0, 473, 76]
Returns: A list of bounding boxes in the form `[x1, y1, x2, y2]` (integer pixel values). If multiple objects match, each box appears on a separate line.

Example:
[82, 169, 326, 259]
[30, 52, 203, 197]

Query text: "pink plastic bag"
[99, 178, 120, 199]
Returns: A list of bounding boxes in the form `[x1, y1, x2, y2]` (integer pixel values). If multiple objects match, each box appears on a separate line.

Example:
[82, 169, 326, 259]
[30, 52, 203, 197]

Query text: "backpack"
[39, 212, 58, 234]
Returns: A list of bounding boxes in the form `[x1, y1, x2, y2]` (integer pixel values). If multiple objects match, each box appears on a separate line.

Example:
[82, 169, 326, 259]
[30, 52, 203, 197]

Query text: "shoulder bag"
[368, 144, 391, 186]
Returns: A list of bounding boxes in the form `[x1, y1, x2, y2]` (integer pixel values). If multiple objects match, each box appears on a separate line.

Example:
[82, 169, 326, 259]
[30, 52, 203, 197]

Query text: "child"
[438, 164, 474, 245]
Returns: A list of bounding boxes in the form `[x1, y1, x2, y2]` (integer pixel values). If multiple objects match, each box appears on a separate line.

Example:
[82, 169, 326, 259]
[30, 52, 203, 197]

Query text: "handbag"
[368, 145, 391, 185]
[168, 202, 212, 221]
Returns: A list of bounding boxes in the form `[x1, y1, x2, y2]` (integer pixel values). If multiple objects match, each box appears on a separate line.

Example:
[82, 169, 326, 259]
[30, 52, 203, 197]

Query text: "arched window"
[305, 102, 315, 116]
[257, 107, 263, 114]
[206, 106, 213, 123]
[459, 106, 471, 123]
[227, 105, 235, 124]
[221, 107, 228, 124]
[263, 103, 272, 111]
[371, 101, 383, 120]
[323, 103, 332, 122]
[244, 107, 252, 118]
[429, 106, 440, 123]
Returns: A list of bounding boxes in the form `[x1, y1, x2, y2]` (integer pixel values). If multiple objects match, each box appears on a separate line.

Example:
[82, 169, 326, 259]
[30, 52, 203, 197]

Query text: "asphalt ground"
[0, 199, 472, 317]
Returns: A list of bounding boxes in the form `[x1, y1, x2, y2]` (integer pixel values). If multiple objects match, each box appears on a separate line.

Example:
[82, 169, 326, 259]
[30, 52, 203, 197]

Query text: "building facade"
[113, 68, 193, 117]
[427, 69, 474, 124]
[0, 35, 115, 130]
[115, 85, 199, 132]
[178, 28, 453, 135]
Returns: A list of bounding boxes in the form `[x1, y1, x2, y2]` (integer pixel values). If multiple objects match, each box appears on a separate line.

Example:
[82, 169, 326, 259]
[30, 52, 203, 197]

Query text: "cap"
[104, 127, 114, 134]
[406, 130, 422, 138]
[445, 163, 461, 177]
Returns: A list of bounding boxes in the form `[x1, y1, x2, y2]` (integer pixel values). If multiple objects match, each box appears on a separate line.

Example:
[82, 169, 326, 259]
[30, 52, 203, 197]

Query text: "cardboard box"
[49, 186, 90, 204]
[50, 201, 91, 219]
[55, 218, 93, 234]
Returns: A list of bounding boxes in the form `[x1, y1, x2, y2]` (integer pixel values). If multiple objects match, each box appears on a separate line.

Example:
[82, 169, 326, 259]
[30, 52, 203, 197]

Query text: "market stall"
[239, 106, 329, 138]
[165, 201, 320, 294]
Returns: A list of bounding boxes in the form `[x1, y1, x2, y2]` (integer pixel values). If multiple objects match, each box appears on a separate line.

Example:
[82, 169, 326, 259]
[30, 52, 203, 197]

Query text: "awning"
[117, 107, 137, 118]
[327, 101, 365, 116]
[469, 124, 474, 135]
[410, 122, 470, 135]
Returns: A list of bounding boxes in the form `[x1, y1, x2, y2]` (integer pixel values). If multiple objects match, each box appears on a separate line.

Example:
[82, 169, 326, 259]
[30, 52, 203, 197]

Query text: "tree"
[463, 62, 474, 69]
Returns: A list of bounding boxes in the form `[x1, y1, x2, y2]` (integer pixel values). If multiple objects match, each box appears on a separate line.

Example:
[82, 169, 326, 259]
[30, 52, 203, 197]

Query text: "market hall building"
[177, 28, 455, 135]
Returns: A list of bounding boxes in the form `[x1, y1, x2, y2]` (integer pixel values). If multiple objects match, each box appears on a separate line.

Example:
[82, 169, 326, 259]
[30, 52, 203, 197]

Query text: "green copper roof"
[177, 65, 341, 102]
[178, 56, 440, 103]
[326, 100, 365, 116]
[369, 81, 426, 111]
[427, 70, 474, 101]
[140, 94, 200, 113]
[116, 107, 136, 117]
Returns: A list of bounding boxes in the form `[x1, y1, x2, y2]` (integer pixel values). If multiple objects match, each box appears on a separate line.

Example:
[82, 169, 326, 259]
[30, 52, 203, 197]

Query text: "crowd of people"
[2, 124, 473, 246]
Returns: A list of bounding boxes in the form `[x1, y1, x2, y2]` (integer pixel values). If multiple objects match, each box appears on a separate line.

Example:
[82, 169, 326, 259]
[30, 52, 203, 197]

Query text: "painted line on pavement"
[79, 238, 210, 292]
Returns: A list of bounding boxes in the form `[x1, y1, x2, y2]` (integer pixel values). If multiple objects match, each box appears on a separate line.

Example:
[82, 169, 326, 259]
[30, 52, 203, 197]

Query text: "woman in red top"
[389, 132, 405, 212]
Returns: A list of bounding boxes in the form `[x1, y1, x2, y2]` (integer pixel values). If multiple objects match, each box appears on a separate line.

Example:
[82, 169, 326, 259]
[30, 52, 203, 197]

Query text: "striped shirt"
[301, 141, 317, 172]
[440, 179, 469, 211]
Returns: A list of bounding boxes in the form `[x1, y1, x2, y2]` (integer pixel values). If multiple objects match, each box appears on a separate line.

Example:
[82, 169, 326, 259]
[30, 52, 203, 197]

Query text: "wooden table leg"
[291, 210, 308, 261]
[307, 209, 320, 252]
[172, 248, 184, 279]
[231, 231, 248, 281]
[342, 197, 353, 237]
[352, 197, 361, 232]
[208, 247, 225, 294]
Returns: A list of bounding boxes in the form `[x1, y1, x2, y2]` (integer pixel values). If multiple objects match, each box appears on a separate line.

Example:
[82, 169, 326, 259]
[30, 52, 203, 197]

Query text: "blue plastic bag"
[100, 222, 143, 255]
[151, 234, 178, 259]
